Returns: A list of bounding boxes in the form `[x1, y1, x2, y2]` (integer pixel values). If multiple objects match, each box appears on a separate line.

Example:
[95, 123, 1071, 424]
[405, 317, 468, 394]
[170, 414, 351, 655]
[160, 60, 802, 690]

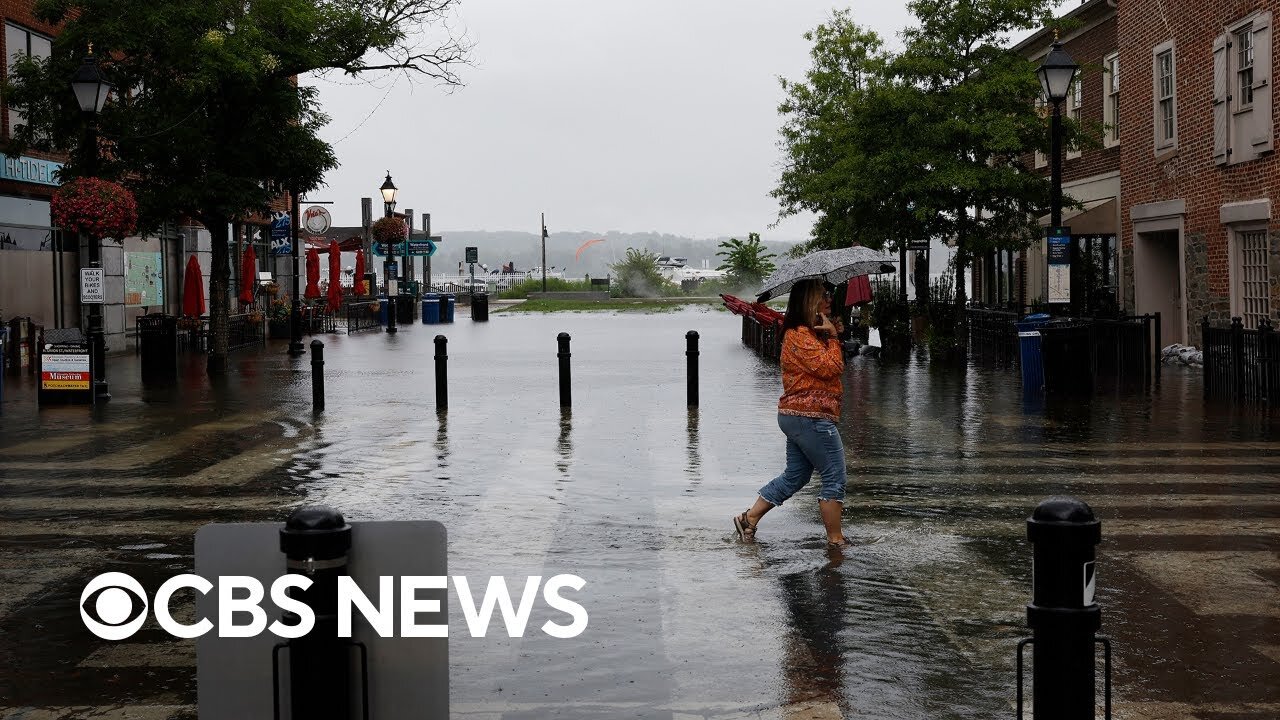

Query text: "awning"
[1038, 198, 1117, 234]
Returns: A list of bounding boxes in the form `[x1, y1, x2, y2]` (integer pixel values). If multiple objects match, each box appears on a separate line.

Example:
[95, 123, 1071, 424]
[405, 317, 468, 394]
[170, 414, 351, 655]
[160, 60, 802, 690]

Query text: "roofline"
[1012, 0, 1115, 55]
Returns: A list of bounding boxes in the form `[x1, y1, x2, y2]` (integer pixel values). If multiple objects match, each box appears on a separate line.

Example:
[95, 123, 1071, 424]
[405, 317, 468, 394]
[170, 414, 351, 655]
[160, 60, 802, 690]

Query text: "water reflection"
[777, 547, 848, 712]
[557, 409, 572, 477]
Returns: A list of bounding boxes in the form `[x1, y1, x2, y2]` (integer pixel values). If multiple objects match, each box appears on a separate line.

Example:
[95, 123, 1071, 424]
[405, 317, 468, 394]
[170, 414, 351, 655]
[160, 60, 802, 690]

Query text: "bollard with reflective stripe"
[275, 505, 367, 719]
[1017, 495, 1111, 720]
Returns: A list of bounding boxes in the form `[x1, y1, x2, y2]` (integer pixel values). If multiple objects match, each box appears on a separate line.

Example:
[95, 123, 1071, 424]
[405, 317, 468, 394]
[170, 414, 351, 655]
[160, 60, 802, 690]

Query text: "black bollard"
[276, 505, 365, 720]
[434, 335, 448, 412]
[310, 340, 325, 413]
[1018, 496, 1111, 720]
[557, 332, 571, 409]
[686, 330, 699, 408]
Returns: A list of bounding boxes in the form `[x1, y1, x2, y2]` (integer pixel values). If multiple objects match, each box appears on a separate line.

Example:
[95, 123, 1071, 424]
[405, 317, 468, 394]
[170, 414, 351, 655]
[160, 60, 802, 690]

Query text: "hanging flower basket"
[371, 216, 408, 245]
[51, 177, 139, 241]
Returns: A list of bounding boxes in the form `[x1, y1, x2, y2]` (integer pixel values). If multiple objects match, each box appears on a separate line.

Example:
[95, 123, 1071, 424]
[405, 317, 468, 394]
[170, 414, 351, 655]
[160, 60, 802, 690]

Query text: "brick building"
[973, 0, 1123, 314]
[2, 1, 292, 361]
[1119, 0, 1276, 347]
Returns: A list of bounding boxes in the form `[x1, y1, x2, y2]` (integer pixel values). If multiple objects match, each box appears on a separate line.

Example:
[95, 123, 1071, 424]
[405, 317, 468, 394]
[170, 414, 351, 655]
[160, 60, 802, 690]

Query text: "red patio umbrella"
[354, 249, 366, 296]
[327, 240, 342, 311]
[182, 254, 206, 316]
[845, 274, 873, 305]
[239, 244, 257, 305]
[304, 248, 322, 299]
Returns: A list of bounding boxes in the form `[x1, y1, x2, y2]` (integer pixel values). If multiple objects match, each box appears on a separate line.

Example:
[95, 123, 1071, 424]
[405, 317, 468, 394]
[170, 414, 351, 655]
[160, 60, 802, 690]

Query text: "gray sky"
[303, 1, 919, 241]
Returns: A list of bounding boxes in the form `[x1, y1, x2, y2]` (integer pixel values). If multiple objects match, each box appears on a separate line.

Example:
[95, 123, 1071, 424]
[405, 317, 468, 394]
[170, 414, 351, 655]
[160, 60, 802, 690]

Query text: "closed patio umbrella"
[182, 254, 205, 316]
[239, 243, 257, 305]
[327, 240, 342, 311]
[354, 249, 366, 296]
[304, 248, 321, 299]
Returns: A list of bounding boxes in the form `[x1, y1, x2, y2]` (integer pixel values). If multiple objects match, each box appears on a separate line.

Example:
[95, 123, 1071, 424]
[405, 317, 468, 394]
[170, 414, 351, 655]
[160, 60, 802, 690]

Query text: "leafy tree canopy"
[715, 232, 777, 291]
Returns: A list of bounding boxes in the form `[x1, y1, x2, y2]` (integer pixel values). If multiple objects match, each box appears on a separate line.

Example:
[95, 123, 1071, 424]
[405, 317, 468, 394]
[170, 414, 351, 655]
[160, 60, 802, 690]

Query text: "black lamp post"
[288, 189, 305, 356]
[1038, 40, 1079, 312]
[380, 172, 399, 334]
[71, 50, 112, 400]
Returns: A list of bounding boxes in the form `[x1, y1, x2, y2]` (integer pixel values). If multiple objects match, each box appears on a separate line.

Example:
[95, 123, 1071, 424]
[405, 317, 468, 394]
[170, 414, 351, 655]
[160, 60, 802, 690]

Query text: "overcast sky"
[300, 1, 924, 241]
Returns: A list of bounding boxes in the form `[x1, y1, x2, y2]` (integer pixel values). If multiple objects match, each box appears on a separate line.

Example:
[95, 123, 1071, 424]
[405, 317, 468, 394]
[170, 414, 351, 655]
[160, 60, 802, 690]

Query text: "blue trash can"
[379, 297, 389, 325]
[1016, 313, 1051, 391]
[439, 293, 454, 323]
[445, 295, 455, 323]
[422, 293, 440, 324]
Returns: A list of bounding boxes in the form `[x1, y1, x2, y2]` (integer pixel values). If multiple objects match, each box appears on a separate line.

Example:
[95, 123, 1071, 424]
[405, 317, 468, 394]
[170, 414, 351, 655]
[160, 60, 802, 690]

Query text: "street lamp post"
[1038, 39, 1079, 314]
[288, 189, 305, 356]
[381, 172, 399, 334]
[71, 51, 112, 400]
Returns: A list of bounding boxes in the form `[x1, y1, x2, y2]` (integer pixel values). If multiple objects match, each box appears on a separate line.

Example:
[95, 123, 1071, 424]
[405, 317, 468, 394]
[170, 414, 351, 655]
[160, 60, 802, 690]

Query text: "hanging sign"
[269, 211, 291, 255]
[303, 206, 332, 235]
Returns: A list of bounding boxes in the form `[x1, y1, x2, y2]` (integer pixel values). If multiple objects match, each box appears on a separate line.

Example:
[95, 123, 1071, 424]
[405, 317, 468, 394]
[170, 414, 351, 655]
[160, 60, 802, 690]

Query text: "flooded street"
[1, 306, 1277, 719]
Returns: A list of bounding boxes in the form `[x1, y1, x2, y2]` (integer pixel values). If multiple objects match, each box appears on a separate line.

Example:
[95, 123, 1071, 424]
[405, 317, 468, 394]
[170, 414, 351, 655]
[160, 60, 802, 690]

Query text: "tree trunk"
[206, 217, 231, 374]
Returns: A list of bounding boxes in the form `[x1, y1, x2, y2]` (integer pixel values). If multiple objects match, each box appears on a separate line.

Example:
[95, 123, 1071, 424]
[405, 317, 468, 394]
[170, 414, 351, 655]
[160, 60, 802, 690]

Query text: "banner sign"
[1047, 226, 1071, 305]
[269, 211, 291, 255]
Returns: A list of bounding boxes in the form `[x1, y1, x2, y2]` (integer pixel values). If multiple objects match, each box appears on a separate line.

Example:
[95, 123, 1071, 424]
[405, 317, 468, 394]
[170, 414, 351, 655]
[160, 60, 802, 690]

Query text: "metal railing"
[1091, 313, 1161, 388]
[966, 306, 1020, 363]
[227, 313, 265, 351]
[1203, 317, 1278, 406]
[345, 301, 380, 334]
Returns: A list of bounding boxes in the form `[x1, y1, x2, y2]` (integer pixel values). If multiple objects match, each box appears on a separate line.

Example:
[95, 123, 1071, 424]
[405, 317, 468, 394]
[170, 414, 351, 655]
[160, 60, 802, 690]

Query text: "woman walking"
[734, 278, 850, 548]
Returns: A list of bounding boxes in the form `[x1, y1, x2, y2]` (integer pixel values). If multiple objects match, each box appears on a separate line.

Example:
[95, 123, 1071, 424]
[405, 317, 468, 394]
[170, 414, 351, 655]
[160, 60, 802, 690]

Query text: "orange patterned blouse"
[777, 326, 844, 422]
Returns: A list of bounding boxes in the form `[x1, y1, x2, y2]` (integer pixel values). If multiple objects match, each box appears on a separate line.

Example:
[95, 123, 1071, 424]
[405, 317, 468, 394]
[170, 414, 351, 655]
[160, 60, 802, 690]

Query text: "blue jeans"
[758, 414, 847, 506]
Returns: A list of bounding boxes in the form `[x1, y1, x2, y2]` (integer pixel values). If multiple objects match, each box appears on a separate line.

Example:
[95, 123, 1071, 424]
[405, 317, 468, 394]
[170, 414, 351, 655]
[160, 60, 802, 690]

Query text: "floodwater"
[0, 305, 1277, 719]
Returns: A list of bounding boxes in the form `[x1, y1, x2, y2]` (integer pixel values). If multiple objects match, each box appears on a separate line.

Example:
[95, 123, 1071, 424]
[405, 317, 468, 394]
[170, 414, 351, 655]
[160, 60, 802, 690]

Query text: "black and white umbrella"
[756, 246, 898, 302]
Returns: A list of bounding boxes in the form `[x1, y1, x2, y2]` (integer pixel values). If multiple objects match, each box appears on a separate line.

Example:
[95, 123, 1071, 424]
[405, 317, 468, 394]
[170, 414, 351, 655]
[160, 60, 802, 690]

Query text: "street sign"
[1047, 226, 1071, 305]
[303, 206, 332, 235]
[465, 246, 478, 263]
[373, 238, 438, 257]
[908, 237, 930, 251]
[80, 267, 104, 304]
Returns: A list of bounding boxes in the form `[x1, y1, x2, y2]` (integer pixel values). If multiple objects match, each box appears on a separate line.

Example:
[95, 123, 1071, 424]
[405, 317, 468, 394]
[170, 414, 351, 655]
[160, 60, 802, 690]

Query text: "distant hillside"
[423, 230, 800, 277]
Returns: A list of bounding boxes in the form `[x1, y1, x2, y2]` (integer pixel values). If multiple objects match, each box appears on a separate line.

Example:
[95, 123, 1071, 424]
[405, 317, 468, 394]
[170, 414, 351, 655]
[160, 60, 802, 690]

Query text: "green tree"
[774, 1, 1091, 305]
[609, 248, 674, 298]
[4, 0, 470, 373]
[715, 233, 777, 291]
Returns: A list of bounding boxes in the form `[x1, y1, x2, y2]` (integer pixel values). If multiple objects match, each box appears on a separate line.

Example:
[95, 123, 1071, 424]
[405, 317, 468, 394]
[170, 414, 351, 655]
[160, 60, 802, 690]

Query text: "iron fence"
[227, 313, 265, 351]
[966, 306, 1019, 364]
[346, 301, 381, 334]
[1203, 317, 1278, 406]
[1091, 314, 1161, 388]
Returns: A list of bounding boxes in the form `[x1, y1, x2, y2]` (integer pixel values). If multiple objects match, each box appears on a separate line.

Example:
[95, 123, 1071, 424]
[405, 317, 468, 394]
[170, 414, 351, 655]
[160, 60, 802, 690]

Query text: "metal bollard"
[686, 330, 699, 408]
[1017, 496, 1111, 720]
[434, 335, 448, 412]
[557, 332, 571, 409]
[275, 505, 367, 720]
[310, 340, 325, 413]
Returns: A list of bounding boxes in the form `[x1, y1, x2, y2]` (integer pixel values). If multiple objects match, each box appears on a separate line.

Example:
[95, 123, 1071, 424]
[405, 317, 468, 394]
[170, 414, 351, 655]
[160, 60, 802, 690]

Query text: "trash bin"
[379, 297, 389, 325]
[422, 293, 440, 324]
[1016, 313, 1051, 391]
[137, 313, 178, 382]
[444, 295, 455, 323]
[1041, 319, 1094, 394]
[396, 294, 415, 324]
[472, 292, 489, 322]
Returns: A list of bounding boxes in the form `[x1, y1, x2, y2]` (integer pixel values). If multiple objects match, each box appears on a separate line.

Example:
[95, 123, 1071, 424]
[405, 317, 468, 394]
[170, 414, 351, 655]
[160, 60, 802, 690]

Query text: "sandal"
[733, 512, 757, 541]
[827, 536, 851, 548]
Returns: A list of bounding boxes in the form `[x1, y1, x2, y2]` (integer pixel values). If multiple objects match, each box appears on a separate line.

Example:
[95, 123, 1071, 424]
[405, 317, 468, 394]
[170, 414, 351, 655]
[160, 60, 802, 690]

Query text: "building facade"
[1119, 0, 1276, 347]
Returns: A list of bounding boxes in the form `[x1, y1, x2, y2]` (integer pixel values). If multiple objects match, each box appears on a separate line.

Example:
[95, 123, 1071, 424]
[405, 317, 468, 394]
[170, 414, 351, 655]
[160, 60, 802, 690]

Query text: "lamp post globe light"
[72, 50, 112, 399]
[380, 172, 399, 334]
[1038, 39, 1078, 312]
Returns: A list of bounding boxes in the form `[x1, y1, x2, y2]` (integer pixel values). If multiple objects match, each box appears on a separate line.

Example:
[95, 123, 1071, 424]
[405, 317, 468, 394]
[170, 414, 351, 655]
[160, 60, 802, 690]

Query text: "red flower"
[51, 177, 139, 240]
[371, 217, 409, 244]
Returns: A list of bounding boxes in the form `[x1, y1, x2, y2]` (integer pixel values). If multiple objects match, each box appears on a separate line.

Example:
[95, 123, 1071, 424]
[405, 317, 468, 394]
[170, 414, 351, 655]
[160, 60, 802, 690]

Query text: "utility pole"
[541, 213, 548, 293]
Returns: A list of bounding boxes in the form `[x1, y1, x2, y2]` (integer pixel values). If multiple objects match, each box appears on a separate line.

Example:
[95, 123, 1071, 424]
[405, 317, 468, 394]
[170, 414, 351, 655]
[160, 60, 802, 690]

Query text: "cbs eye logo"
[80, 572, 149, 640]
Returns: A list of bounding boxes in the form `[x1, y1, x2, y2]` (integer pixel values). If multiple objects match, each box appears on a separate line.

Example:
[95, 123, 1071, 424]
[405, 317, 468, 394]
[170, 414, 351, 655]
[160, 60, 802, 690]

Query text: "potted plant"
[268, 296, 291, 337]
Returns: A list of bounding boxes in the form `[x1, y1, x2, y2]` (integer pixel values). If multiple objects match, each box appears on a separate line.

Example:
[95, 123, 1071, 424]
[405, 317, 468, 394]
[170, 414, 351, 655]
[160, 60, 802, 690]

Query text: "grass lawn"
[496, 297, 727, 313]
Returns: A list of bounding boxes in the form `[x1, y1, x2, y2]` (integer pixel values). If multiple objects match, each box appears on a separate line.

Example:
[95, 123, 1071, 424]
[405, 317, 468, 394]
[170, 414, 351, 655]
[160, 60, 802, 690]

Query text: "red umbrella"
[327, 240, 342, 311]
[182, 254, 206, 316]
[354, 249, 366, 296]
[239, 244, 257, 305]
[845, 274, 873, 305]
[304, 248, 322, 299]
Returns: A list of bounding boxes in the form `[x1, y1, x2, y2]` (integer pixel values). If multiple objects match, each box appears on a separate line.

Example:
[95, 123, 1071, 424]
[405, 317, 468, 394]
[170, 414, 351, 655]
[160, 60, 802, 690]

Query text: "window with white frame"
[1233, 228, 1272, 329]
[1215, 12, 1273, 165]
[1066, 78, 1083, 159]
[1153, 43, 1177, 150]
[1103, 52, 1120, 146]
[5, 23, 52, 139]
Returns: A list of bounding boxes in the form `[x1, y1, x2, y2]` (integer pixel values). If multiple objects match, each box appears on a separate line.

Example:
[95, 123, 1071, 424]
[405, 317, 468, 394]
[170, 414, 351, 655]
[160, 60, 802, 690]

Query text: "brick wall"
[1, 0, 67, 200]
[1120, 0, 1279, 346]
